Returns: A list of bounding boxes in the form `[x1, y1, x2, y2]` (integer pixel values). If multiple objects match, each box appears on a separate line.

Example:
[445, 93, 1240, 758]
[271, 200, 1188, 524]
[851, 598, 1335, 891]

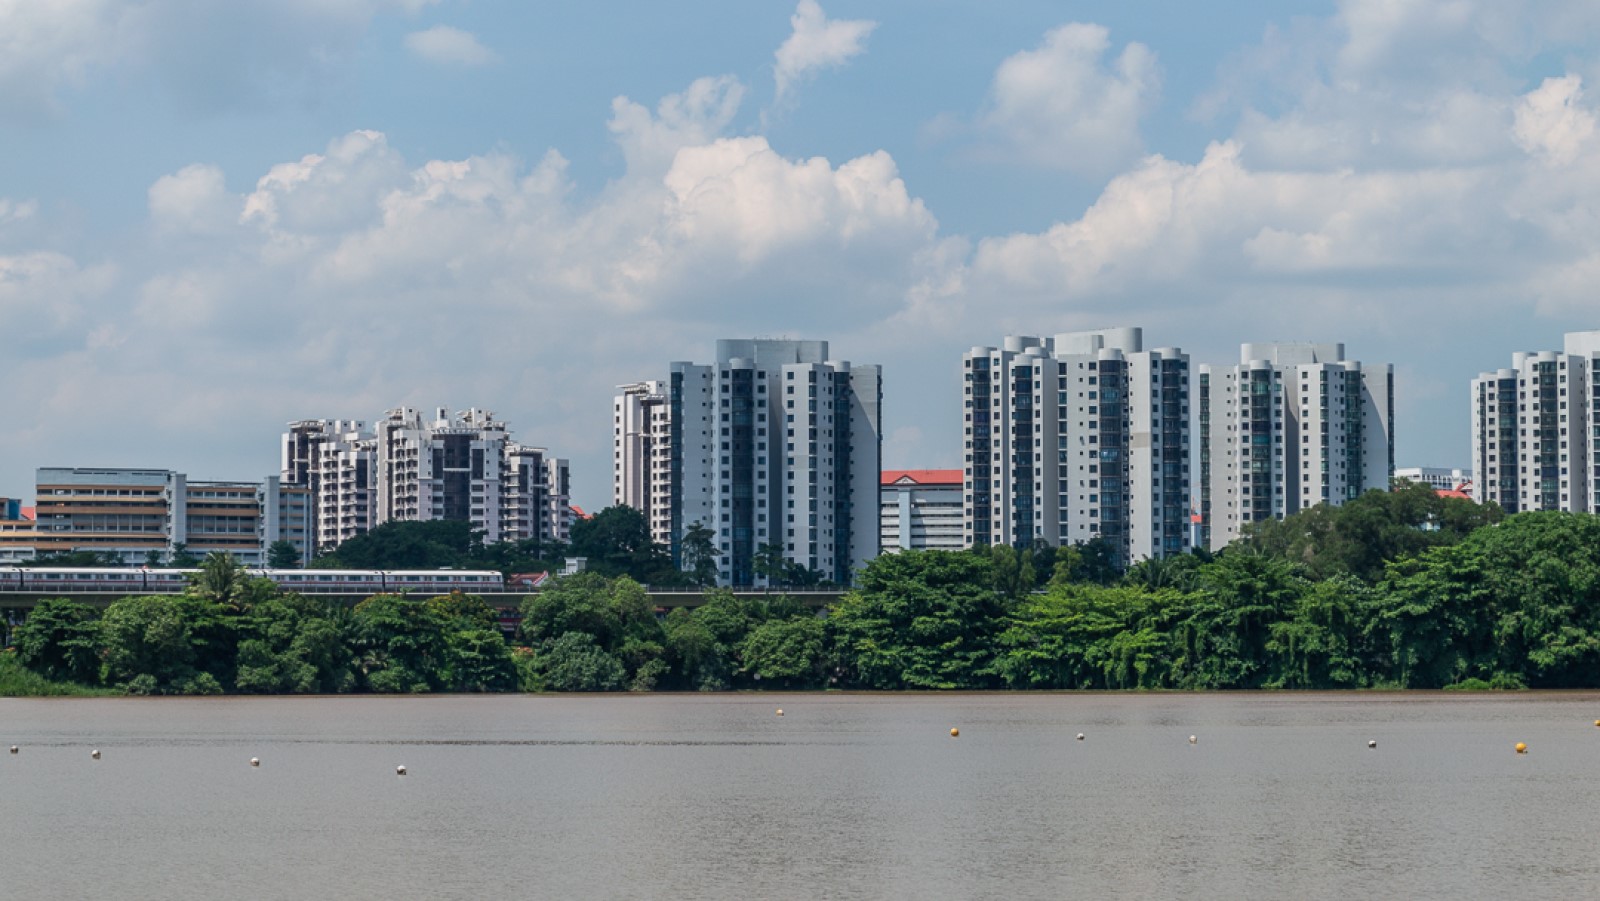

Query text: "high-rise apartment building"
[283, 408, 569, 551]
[283, 419, 375, 551]
[962, 328, 1190, 565]
[613, 381, 673, 546]
[659, 339, 881, 586]
[1470, 330, 1600, 513]
[1200, 343, 1394, 550]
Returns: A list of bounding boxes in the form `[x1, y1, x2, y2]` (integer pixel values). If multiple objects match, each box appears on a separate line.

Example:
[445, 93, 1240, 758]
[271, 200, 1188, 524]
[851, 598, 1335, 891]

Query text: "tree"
[13, 599, 103, 684]
[741, 616, 826, 687]
[233, 594, 357, 693]
[568, 506, 675, 582]
[168, 543, 200, 568]
[267, 540, 302, 569]
[317, 520, 484, 570]
[350, 593, 454, 692]
[830, 550, 1010, 689]
[99, 595, 220, 694]
[680, 522, 720, 586]
[518, 573, 667, 690]
[1376, 512, 1600, 688]
[754, 542, 789, 586]
[187, 553, 268, 608]
[531, 632, 627, 691]
[1238, 482, 1504, 582]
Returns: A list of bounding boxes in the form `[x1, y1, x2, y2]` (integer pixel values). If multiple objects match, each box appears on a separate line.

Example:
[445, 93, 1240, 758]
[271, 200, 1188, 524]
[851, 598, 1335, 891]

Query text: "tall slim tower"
[1471, 330, 1600, 513]
[613, 381, 673, 546]
[1200, 343, 1393, 550]
[962, 327, 1190, 566]
[665, 339, 881, 586]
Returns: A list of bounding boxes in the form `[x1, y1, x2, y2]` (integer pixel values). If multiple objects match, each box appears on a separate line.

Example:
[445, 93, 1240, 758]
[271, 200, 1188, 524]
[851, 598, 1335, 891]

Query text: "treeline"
[9, 484, 1600, 693]
[2, 554, 831, 694]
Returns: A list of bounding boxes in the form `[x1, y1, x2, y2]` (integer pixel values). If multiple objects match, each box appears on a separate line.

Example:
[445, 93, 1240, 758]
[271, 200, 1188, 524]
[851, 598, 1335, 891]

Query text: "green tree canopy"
[830, 550, 1010, 689]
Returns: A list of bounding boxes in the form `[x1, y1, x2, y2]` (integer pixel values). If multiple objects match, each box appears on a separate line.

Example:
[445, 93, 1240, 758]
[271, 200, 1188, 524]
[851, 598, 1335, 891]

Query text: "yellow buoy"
[1515, 743, 1528, 754]
[776, 709, 784, 717]
[950, 728, 960, 738]
[91, 749, 101, 760]
[1594, 720, 1599, 728]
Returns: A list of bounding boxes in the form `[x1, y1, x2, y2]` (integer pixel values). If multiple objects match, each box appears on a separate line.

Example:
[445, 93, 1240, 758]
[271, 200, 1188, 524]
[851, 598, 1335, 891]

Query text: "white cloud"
[148, 164, 239, 235]
[404, 25, 496, 66]
[773, 0, 876, 102]
[977, 23, 1159, 176]
[0, 0, 442, 117]
[1514, 75, 1597, 166]
[609, 76, 745, 175]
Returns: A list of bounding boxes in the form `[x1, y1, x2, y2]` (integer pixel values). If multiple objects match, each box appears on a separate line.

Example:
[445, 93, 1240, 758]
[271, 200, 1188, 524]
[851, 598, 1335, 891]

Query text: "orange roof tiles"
[881, 469, 963, 486]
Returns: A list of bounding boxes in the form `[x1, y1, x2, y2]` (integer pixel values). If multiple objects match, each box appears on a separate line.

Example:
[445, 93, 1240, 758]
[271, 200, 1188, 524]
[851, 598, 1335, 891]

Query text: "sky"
[4, 0, 1600, 510]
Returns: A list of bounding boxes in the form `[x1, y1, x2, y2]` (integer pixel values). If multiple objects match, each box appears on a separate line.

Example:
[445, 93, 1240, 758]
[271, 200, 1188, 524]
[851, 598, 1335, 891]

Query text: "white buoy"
[1076, 733, 1085, 741]
[1368, 740, 1377, 749]
[776, 708, 784, 717]
[1188, 735, 1197, 745]
[396, 765, 407, 776]
[8, 745, 16, 754]
[250, 757, 260, 767]
[91, 749, 101, 760]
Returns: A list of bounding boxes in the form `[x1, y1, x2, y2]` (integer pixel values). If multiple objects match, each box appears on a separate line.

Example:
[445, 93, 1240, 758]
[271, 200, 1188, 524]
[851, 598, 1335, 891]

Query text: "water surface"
[3, 693, 1598, 900]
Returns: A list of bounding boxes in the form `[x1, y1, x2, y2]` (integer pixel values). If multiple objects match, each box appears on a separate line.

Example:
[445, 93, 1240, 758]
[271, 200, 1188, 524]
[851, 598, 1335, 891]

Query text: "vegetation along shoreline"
[5, 484, 1599, 696]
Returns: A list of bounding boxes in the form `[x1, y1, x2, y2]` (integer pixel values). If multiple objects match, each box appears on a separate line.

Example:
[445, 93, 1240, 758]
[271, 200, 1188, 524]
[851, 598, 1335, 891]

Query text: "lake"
[3, 693, 1598, 899]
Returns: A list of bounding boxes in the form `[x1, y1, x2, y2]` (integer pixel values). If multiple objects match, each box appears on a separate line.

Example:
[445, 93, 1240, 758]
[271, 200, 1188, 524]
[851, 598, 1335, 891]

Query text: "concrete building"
[283, 419, 376, 551]
[613, 380, 673, 546]
[1470, 330, 1600, 513]
[665, 339, 881, 586]
[1395, 467, 1471, 492]
[963, 328, 1191, 566]
[284, 409, 570, 551]
[881, 470, 964, 552]
[0, 467, 311, 565]
[1200, 343, 1394, 550]
[375, 407, 511, 539]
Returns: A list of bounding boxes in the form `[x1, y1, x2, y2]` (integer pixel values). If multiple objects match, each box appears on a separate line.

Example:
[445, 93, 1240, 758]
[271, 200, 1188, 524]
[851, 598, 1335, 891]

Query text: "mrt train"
[0, 567, 507, 594]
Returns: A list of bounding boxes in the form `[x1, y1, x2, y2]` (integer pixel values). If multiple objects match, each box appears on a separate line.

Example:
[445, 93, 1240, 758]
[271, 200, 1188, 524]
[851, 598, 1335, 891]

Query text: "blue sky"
[4, 0, 1600, 509]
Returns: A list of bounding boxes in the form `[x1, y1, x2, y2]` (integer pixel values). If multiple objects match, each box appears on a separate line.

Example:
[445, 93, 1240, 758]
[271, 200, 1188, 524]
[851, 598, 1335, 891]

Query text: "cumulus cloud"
[609, 76, 745, 175]
[976, 23, 1159, 176]
[1514, 75, 1597, 165]
[404, 25, 496, 66]
[773, 0, 876, 102]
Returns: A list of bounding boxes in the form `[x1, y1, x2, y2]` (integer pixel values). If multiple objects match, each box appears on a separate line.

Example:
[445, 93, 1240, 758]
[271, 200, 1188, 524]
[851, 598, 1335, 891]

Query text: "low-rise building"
[880, 470, 964, 552]
[0, 468, 311, 565]
[1395, 467, 1471, 492]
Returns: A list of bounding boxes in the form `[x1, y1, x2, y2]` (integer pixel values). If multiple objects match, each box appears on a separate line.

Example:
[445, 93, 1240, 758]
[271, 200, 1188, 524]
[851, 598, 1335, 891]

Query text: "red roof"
[882, 469, 963, 487]
[20, 506, 34, 521]
[570, 504, 590, 519]
[1436, 489, 1472, 500]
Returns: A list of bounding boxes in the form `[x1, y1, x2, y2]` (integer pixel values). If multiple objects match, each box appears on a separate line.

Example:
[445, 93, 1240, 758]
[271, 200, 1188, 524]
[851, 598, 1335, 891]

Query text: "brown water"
[3, 693, 1599, 900]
